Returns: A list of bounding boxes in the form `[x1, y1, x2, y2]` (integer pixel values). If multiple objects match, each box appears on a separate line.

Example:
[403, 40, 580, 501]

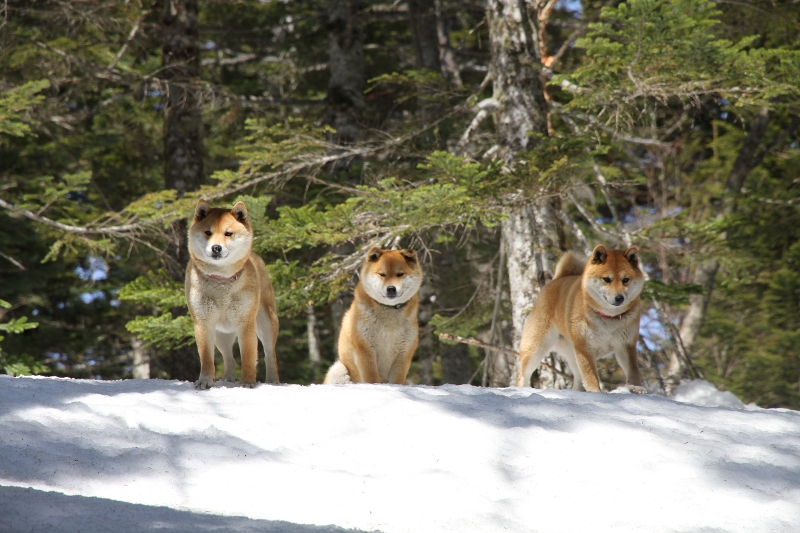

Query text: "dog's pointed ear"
[591, 245, 608, 265]
[400, 249, 417, 263]
[231, 202, 248, 223]
[624, 246, 639, 269]
[367, 246, 383, 262]
[195, 200, 210, 221]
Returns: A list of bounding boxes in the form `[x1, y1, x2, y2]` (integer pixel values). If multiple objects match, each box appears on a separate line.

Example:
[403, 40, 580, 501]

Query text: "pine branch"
[0, 197, 176, 238]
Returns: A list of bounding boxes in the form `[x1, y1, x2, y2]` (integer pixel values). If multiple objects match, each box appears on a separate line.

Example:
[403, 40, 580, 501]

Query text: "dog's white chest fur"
[355, 303, 416, 381]
[187, 269, 254, 333]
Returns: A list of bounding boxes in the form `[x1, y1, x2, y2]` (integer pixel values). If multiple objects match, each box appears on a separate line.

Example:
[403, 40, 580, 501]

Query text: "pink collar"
[207, 267, 244, 281]
[595, 309, 626, 320]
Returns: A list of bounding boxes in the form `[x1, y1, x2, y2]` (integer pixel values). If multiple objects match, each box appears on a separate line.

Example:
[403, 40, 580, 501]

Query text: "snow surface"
[2, 375, 800, 533]
[671, 379, 749, 409]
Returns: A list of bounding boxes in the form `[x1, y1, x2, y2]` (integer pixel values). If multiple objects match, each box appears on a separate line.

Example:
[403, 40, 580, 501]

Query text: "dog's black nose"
[614, 294, 625, 305]
[211, 244, 222, 255]
[386, 286, 397, 298]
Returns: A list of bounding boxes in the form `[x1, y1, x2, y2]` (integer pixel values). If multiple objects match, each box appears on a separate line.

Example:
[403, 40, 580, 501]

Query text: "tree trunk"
[130, 335, 151, 379]
[307, 303, 322, 383]
[161, 0, 204, 382]
[326, 0, 365, 147]
[408, 0, 444, 125]
[417, 279, 435, 385]
[435, 0, 462, 87]
[408, 0, 441, 73]
[487, 0, 553, 386]
[677, 259, 719, 354]
[162, 0, 203, 196]
[486, 0, 548, 156]
[679, 107, 771, 354]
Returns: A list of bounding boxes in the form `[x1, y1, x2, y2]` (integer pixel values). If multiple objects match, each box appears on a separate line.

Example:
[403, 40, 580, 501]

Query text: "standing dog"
[186, 200, 280, 389]
[324, 246, 423, 384]
[516, 245, 646, 393]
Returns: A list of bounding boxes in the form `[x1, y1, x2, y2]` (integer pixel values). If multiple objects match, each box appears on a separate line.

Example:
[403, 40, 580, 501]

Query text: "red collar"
[207, 267, 244, 281]
[595, 309, 626, 320]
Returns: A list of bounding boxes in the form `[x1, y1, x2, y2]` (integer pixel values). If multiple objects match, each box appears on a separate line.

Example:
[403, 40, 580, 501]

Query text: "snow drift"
[1, 375, 799, 533]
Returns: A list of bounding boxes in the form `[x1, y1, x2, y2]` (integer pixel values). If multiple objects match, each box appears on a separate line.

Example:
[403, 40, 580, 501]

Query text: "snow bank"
[671, 379, 748, 409]
[1, 375, 799, 533]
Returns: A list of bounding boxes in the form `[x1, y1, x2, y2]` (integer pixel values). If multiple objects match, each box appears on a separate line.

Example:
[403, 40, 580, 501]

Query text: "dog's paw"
[628, 384, 647, 395]
[239, 381, 257, 389]
[195, 378, 215, 390]
[219, 376, 237, 384]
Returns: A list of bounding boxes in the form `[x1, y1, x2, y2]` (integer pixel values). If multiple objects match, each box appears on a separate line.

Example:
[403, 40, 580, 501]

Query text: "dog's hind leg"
[215, 331, 237, 384]
[256, 305, 280, 384]
[555, 337, 583, 391]
[516, 325, 559, 387]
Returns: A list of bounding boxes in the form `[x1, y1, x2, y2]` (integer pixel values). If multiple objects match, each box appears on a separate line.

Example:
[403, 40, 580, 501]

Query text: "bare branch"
[439, 332, 571, 379]
[0, 197, 176, 238]
[0, 250, 25, 271]
[107, 11, 147, 72]
[548, 27, 585, 70]
[566, 191, 622, 245]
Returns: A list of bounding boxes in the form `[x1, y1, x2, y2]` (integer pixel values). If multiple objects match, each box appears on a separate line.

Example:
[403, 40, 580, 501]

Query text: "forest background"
[1, 0, 799, 408]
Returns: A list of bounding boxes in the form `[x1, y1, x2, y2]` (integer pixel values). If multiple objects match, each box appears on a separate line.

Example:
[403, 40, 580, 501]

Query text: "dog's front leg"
[194, 323, 217, 390]
[353, 336, 381, 383]
[390, 341, 417, 385]
[573, 340, 602, 392]
[238, 323, 259, 388]
[622, 343, 645, 394]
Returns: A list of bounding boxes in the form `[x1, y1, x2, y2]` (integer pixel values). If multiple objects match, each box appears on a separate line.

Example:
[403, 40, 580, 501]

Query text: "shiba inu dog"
[516, 245, 646, 393]
[185, 200, 279, 389]
[324, 246, 423, 384]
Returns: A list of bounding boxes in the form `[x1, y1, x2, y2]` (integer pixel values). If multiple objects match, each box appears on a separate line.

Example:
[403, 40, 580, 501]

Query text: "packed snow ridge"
[1, 375, 799, 533]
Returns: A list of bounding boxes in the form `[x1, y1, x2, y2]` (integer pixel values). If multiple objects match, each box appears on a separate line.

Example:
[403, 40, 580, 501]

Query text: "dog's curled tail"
[553, 251, 585, 280]
[323, 360, 353, 385]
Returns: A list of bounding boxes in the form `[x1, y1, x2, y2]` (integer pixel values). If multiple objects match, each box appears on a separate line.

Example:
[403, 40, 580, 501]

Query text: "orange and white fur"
[324, 247, 423, 384]
[186, 200, 279, 389]
[516, 245, 646, 393]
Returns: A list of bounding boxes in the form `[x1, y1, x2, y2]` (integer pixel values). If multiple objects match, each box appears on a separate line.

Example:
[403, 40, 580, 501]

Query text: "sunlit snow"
[1, 375, 798, 532]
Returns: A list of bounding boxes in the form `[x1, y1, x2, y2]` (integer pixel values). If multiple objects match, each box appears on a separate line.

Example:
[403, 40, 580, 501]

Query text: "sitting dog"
[324, 246, 423, 384]
[516, 245, 646, 393]
[185, 200, 279, 389]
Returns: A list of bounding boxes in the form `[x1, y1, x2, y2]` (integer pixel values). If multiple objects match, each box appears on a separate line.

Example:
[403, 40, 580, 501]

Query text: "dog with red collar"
[516, 245, 646, 393]
[185, 200, 280, 389]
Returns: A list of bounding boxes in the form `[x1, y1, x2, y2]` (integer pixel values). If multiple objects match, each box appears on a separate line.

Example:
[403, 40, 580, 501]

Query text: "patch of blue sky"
[556, 0, 582, 17]
[80, 291, 106, 304]
[639, 307, 669, 351]
[75, 256, 107, 282]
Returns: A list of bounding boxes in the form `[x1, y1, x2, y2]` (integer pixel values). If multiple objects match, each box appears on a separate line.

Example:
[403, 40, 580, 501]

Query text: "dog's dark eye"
[224, 232, 232, 237]
[397, 272, 405, 277]
[622, 278, 630, 284]
[379, 273, 386, 277]
[204, 230, 212, 236]
[603, 277, 612, 283]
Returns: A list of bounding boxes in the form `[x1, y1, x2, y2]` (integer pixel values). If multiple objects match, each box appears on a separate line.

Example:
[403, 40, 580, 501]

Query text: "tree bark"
[161, 0, 204, 382]
[326, 0, 365, 147]
[487, 0, 552, 385]
[417, 279, 435, 385]
[486, 0, 549, 156]
[307, 303, 322, 383]
[488, 0, 550, 334]
[130, 335, 151, 379]
[408, 0, 442, 73]
[679, 107, 772, 353]
[435, 0, 462, 87]
[162, 0, 204, 196]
